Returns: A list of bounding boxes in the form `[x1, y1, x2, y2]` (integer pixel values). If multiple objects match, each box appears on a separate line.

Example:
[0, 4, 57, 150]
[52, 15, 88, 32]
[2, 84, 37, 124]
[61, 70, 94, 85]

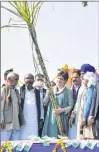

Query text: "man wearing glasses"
[34, 74, 47, 136]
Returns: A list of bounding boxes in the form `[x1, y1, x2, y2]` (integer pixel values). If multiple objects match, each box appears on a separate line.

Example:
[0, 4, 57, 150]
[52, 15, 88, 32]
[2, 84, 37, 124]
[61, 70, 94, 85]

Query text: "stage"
[1, 139, 99, 152]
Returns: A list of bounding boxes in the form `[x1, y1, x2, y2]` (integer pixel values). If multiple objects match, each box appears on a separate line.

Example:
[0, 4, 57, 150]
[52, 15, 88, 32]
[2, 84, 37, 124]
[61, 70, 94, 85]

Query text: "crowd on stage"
[1, 63, 99, 141]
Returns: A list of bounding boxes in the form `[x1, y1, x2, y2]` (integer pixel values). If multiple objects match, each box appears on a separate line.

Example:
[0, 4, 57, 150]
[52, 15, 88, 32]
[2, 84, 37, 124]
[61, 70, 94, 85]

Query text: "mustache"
[26, 82, 33, 86]
[73, 80, 77, 82]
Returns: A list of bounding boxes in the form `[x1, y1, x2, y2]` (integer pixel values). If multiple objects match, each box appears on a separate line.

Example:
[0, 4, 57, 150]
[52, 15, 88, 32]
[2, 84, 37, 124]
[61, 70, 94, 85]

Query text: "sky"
[1, 2, 98, 84]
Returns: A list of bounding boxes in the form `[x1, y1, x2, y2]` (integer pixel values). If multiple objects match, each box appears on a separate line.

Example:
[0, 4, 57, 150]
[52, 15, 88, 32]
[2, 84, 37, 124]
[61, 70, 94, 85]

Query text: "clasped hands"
[80, 116, 94, 130]
[82, 116, 94, 127]
[53, 107, 64, 115]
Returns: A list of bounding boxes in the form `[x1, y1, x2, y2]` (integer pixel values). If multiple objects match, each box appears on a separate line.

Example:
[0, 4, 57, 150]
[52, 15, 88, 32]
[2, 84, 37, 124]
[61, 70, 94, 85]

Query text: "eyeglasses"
[25, 77, 34, 80]
[37, 79, 44, 82]
[81, 72, 85, 75]
[14, 78, 19, 81]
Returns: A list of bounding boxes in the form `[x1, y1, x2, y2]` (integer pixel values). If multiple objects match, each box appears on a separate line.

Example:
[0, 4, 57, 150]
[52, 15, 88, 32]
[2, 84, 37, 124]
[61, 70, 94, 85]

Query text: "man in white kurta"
[20, 88, 38, 139]
[19, 73, 39, 140]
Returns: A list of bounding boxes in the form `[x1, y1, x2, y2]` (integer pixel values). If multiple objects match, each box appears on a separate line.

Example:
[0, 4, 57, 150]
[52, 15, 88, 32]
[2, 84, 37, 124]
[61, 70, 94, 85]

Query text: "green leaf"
[1, 25, 27, 28]
[1, 5, 20, 17]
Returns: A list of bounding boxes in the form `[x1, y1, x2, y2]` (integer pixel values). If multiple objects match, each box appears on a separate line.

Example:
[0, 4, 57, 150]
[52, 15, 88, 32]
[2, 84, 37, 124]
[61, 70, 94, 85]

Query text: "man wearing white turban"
[80, 72, 97, 139]
[82, 72, 97, 118]
[69, 71, 97, 139]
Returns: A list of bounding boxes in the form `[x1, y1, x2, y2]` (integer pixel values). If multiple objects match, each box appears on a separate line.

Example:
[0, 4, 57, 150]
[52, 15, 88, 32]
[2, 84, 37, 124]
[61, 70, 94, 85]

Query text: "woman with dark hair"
[42, 71, 74, 138]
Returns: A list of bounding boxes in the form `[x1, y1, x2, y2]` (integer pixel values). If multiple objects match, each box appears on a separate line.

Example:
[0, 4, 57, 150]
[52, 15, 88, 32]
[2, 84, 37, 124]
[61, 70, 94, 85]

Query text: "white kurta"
[19, 88, 38, 140]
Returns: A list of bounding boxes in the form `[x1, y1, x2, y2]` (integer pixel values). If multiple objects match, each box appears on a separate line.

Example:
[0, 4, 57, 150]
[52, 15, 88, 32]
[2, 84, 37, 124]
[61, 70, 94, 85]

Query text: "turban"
[83, 72, 96, 86]
[81, 64, 95, 73]
[89, 66, 95, 73]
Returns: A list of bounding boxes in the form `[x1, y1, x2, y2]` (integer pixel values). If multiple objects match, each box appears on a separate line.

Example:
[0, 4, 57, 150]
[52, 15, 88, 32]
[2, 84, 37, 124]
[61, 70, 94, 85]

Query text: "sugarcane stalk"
[29, 28, 64, 136]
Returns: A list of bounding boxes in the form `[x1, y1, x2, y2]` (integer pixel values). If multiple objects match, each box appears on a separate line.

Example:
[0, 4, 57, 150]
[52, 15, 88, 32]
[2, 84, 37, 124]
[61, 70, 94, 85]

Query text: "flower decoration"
[1, 141, 12, 152]
[53, 139, 67, 152]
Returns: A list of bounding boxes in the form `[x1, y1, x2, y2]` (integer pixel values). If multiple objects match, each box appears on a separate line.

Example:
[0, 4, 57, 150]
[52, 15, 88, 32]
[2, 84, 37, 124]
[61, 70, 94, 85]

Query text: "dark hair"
[4, 72, 8, 80]
[57, 71, 69, 81]
[4, 69, 13, 80]
[73, 70, 81, 77]
[35, 73, 44, 79]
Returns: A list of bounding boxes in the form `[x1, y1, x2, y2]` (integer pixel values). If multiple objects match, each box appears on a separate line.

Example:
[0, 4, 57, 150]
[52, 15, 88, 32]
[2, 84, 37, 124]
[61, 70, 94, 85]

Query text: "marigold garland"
[1, 141, 12, 152]
[53, 139, 67, 152]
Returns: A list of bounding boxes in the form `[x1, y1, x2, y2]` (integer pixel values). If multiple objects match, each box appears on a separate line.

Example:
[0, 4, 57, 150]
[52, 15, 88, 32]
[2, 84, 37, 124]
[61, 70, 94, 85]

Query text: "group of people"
[1, 63, 99, 141]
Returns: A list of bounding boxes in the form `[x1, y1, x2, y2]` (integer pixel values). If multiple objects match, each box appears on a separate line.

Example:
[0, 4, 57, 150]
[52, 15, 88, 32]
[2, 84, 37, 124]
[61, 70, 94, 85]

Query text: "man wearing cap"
[69, 64, 96, 136]
[79, 72, 96, 139]
[80, 65, 96, 124]
[80, 64, 95, 78]
[1, 72, 24, 141]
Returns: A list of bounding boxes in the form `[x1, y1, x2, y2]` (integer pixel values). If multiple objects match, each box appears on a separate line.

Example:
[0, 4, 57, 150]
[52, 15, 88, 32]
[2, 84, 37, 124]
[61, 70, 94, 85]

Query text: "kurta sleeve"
[1, 87, 6, 123]
[64, 89, 74, 114]
[43, 93, 50, 106]
[73, 100, 79, 113]
[89, 86, 97, 116]
[43, 88, 52, 106]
